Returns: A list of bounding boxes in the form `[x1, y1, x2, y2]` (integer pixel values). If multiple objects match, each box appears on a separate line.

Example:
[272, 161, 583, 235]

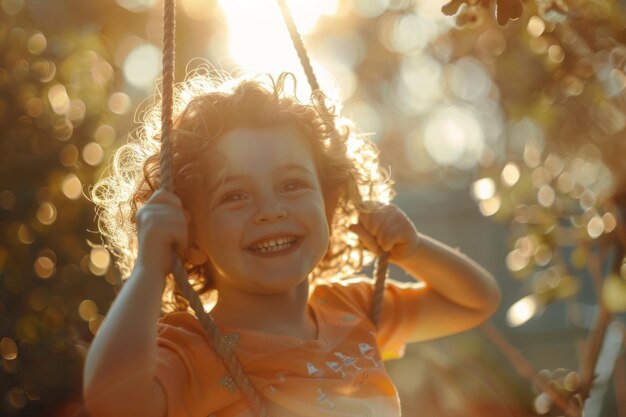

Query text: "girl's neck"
[210, 280, 317, 339]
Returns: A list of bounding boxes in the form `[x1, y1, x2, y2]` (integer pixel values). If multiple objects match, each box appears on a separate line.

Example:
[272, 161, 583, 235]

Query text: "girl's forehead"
[210, 127, 317, 173]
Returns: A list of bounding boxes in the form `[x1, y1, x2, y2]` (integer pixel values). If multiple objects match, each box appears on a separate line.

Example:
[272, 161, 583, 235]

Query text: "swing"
[158, 1, 390, 416]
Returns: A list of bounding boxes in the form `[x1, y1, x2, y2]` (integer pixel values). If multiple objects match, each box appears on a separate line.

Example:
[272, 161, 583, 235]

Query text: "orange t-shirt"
[155, 277, 423, 417]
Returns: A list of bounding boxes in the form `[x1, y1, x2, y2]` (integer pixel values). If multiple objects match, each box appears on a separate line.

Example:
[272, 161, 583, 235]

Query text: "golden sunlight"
[218, 0, 339, 99]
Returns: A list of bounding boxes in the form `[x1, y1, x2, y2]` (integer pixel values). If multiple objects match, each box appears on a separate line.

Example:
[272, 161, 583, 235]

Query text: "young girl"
[83, 71, 501, 417]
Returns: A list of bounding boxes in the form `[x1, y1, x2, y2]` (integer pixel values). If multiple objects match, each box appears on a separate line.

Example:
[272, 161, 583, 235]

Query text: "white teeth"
[251, 236, 297, 252]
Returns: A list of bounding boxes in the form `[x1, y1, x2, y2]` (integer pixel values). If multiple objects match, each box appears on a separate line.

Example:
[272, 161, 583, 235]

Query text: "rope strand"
[370, 253, 389, 326]
[276, 0, 390, 326]
[276, 0, 320, 92]
[159, 1, 267, 416]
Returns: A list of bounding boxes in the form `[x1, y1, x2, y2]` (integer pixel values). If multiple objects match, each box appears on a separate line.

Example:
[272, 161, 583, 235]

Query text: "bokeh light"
[378, 12, 437, 54]
[527, 16, 546, 38]
[602, 275, 626, 312]
[0, 190, 16, 210]
[107, 92, 131, 115]
[587, 215, 604, 239]
[59, 144, 79, 167]
[123, 44, 161, 91]
[423, 105, 485, 168]
[352, 0, 388, 18]
[27, 32, 46, 55]
[180, 0, 217, 20]
[115, 0, 156, 12]
[534, 244, 552, 266]
[89, 246, 110, 276]
[446, 57, 492, 102]
[506, 248, 529, 272]
[34, 255, 55, 279]
[501, 163, 520, 186]
[602, 212, 617, 233]
[67, 99, 86, 122]
[537, 185, 555, 207]
[52, 118, 74, 141]
[533, 392, 551, 414]
[0, 337, 18, 360]
[17, 224, 35, 244]
[1, 0, 24, 15]
[94, 124, 116, 147]
[36, 202, 57, 225]
[78, 299, 99, 322]
[88, 314, 105, 335]
[397, 55, 444, 114]
[61, 174, 82, 200]
[507, 295, 539, 327]
[471, 177, 496, 201]
[82, 142, 104, 166]
[48, 84, 70, 115]
[478, 195, 501, 216]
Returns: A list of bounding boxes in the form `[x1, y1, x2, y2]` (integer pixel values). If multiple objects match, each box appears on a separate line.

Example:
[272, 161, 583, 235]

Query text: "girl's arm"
[83, 265, 167, 417]
[83, 190, 188, 417]
[350, 204, 501, 342]
[393, 232, 501, 342]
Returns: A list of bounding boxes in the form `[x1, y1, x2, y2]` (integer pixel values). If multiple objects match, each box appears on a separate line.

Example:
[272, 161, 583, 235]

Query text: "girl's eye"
[219, 191, 246, 204]
[283, 180, 308, 192]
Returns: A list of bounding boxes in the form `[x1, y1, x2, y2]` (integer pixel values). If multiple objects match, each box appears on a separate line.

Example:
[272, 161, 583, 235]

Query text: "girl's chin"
[236, 270, 309, 295]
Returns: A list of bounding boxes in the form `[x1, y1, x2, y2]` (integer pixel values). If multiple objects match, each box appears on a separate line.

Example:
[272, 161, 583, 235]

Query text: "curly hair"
[91, 68, 394, 312]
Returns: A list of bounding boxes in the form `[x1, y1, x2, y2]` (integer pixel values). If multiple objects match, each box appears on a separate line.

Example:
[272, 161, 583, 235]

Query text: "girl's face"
[189, 126, 330, 294]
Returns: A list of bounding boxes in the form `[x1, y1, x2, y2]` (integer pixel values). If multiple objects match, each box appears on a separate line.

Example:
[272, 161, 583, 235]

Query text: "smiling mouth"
[248, 236, 300, 254]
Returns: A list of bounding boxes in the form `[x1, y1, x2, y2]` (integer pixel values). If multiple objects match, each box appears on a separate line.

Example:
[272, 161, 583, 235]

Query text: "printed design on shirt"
[220, 375, 236, 393]
[276, 372, 288, 382]
[317, 388, 336, 409]
[325, 345, 375, 378]
[307, 361, 325, 377]
[224, 332, 239, 345]
[358, 343, 380, 367]
[341, 314, 356, 322]
[334, 351, 361, 371]
[326, 360, 347, 378]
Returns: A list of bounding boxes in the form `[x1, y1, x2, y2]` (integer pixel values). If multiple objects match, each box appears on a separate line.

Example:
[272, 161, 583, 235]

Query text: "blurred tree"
[0, 1, 122, 415]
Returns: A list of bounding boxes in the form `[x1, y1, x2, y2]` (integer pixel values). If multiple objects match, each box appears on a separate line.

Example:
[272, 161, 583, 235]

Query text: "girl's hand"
[348, 203, 420, 265]
[135, 189, 189, 278]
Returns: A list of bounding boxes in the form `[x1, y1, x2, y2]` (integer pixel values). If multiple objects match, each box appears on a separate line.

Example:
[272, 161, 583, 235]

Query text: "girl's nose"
[253, 196, 287, 224]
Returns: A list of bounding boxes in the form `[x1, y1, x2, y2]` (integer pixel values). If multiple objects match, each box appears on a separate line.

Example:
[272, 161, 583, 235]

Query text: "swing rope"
[275, 0, 389, 326]
[159, 1, 268, 416]
[158, 2, 389, 416]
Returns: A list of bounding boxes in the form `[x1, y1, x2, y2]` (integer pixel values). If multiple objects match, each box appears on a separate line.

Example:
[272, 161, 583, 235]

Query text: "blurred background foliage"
[1, 0, 626, 416]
